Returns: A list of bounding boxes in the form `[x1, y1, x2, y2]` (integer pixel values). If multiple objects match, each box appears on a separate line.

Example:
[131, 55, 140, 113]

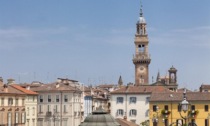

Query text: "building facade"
[0, 79, 37, 126]
[11, 85, 38, 126]
[149, 92, 210, 126]
[110, 85, 169, 125]
[32, 79, 82, 126]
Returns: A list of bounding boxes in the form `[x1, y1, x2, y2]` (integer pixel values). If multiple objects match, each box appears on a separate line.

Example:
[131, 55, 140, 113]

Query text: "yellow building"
[149, 92, 210, 126]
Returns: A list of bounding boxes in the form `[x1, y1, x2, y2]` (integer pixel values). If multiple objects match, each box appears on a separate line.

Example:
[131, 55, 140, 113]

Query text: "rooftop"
[111, 85, 170, 94]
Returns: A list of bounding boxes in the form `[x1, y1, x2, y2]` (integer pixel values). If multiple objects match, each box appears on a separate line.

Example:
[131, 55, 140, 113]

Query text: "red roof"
[11, 84, 38, 95]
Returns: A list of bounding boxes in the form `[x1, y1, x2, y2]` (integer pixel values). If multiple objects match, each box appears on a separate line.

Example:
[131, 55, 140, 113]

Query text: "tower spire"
[140, 0, 143, 17]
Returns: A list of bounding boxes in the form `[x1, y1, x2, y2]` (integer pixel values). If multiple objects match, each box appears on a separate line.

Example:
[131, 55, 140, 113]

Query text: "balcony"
[46, 111, 52, 117]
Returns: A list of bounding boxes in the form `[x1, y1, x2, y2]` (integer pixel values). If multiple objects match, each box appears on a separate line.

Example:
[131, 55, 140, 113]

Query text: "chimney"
[0, 77, 3, 86]
[56, 83, 60, 88]
[3, 84, 8, 93]
[26, 85, 30, 90]
[7, 78, 15, 85]
[104, 92, 107, 99]
[56, 78, 62, 83]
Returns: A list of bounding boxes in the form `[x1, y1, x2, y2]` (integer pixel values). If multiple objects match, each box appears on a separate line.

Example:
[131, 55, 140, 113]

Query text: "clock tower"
[133, 4, 151, 86]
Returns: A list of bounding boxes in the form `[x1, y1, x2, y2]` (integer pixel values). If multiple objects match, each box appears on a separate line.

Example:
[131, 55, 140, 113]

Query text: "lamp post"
[169, 88, 197, 126]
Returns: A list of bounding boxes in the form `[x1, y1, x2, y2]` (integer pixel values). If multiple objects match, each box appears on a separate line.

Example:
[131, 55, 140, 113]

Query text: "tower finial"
[140, 0, 143, 17]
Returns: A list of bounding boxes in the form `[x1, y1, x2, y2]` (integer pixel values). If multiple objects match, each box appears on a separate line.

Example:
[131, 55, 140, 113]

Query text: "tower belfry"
[133, 2, 151, 86]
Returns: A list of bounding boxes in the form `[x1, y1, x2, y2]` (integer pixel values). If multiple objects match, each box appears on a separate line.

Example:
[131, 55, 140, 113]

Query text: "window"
[47, 105, 51, 112]
[21, 113, 25, 123]
[117, 97, 123, 104]
[176, 119, 183, 126]
[32, 107, 35, 116]
[55, 120, 59, 126]
[129, 109, 137, 116]
[39, 95, 43, 103]
[64, 95, 68, 102]
[164, 119, 169, 126]
[1, 98, 4, 106]
[15, 99, 18, 106]
[15, 112, 19, 124]
[191, 105, 195, 110]
[8, 113, 12, 126]
[191, 119, 195, 125]
[205, 119, 209, 126]
[39, 105, 43, 113]
[0, 112, 3, 124]
[63, 119, 68, 126]
[153, 105, 157, 112]
[27, 107, 29, 116]
[56, 95, 59, 102]
[64, 105, 68, 113]
[164, 105, 168, 111]
[8, 98, 13, 106]
[47, 120, 51, 126]
[38, 119, 43, 126]
[130, 97, 136, 104]
[55, 105, 59, 113]
[22, 99, 25, 106]
[145, 97, 150, 104]
[27, 119, 29, 126]
[32, 119, 35, 126]
[48, 95, 51, 102]
[117, 109, 124, 116]
[205, 105, 209, 112]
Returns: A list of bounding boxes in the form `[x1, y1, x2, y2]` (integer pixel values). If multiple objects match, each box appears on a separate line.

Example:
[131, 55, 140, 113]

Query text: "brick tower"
[133, 3, 151, 86]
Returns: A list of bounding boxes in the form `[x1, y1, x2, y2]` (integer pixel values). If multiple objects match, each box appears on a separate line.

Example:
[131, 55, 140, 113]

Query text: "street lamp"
[180, 89, 189, 113]
[178, 89, 197, 126]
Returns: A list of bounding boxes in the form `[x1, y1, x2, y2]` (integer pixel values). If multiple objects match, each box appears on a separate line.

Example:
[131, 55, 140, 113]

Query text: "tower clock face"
[140, 66, 145, 73]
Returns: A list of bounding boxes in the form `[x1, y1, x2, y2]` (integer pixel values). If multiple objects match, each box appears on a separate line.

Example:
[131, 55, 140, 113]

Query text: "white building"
[33, 79, 82, 126]
[110, 85, 169, 125]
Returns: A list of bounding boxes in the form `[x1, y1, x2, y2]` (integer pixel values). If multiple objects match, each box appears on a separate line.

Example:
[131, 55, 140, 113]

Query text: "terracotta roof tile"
[200, 84, 210, 89]
[97, 84, 116, 88]
[32, 83, 81, 92]
[0, 85, 25, 94]
[150, 92, 210, 102]
[11, 84, 38, 95]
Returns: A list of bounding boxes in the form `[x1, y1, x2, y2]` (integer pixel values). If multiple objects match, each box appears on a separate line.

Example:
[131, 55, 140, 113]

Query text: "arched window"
[138, 45, 145, 53]
[117, 109, 124, 116]
[130, 109, 137, 117]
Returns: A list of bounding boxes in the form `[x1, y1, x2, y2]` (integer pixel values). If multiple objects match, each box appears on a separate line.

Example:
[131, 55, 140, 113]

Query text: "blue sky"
[0, 0, 210, 90]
